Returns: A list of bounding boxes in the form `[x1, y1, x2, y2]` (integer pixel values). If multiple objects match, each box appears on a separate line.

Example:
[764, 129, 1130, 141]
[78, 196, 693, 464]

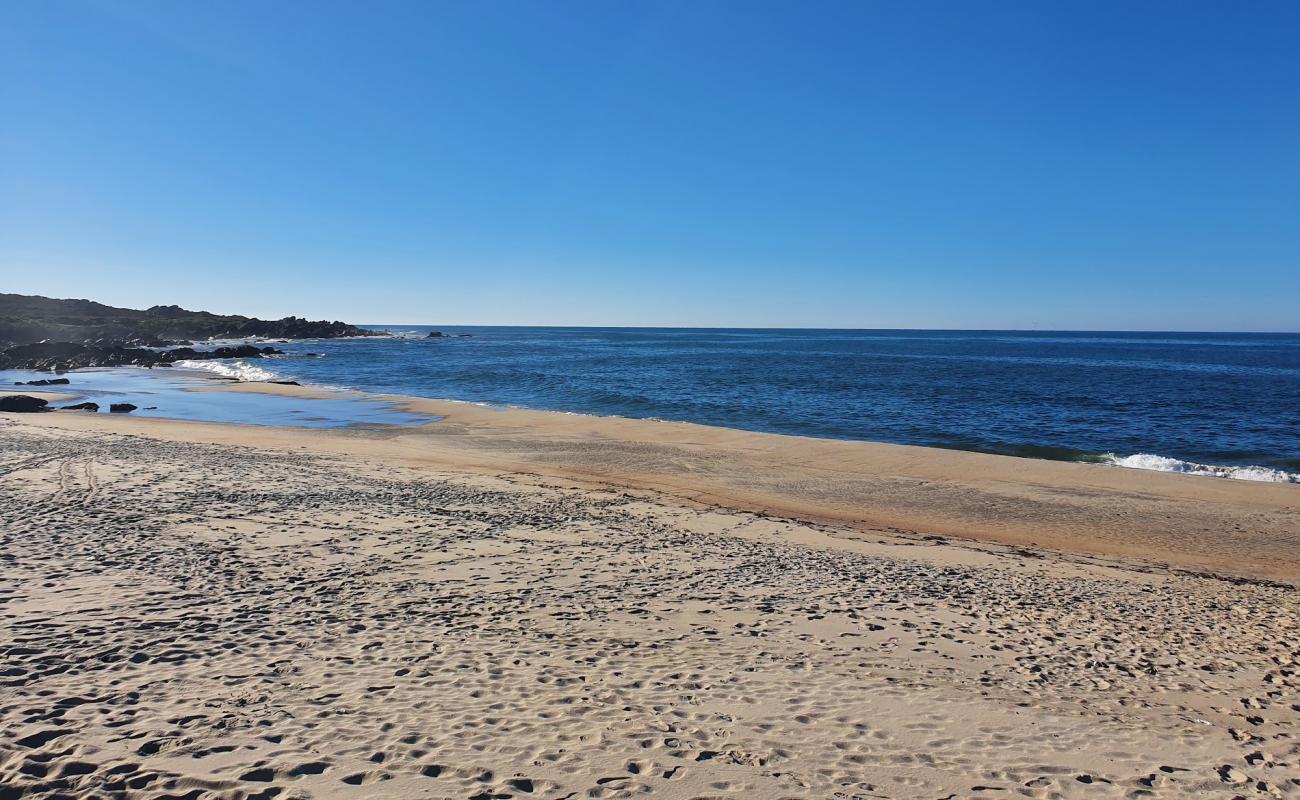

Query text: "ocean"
[173, 327, 1300, 481]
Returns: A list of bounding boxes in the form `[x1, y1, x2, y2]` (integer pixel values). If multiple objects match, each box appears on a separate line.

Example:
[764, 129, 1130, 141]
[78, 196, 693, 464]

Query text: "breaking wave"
[174, 360, 285, 383]
[1101, 453, 1299, 483]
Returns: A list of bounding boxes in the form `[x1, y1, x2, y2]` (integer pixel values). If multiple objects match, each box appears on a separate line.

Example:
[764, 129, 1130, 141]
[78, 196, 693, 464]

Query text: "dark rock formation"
[61, 402, 99, 412]
[163, 344, 281, 361]
[14, 378, 71, 386]
[0, 292, 378, 346]
[0, 293, 379, 373]
[0, 342, 284, 371]
[0, 395, 49, 412]
[109, 403, 138, 413]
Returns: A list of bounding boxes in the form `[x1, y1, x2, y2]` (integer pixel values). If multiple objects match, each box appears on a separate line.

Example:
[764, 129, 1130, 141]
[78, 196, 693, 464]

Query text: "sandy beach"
[9, 0, 1299, 795]
[3, 389, 1299, 798]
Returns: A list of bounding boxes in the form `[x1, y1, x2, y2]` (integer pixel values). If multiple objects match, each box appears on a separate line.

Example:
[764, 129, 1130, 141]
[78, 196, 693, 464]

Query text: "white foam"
[174, 359, 284, 383]
[1101, 453, 1299, 483]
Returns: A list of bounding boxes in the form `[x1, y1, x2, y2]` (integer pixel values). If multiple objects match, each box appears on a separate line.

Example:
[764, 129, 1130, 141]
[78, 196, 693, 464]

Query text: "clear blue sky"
[2, 1, 1297, 330]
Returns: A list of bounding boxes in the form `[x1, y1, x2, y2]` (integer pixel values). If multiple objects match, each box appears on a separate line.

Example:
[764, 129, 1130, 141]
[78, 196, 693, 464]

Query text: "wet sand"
[39, 380, 1300, 579]
[2, 389, 1299, 798]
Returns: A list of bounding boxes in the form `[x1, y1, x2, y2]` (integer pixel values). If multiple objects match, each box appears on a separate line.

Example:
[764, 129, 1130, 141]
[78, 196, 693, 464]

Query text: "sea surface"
[173, 327, 1300, 482]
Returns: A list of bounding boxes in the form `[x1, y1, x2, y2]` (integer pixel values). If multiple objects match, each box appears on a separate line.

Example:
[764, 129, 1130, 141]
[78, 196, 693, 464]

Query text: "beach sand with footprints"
[2, 391, 1299, 799]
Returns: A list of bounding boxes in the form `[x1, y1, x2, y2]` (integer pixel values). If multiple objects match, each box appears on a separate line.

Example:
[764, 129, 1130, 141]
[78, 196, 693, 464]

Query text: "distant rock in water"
[109, 403, 138, 413]
[61, 402, 99, 412]
[0, 395, 49, 412]
[14, 378, 71, 386]
[164, 344, 282, 361]
[426, 331, 444, 337]
[269, 380, 301, 386]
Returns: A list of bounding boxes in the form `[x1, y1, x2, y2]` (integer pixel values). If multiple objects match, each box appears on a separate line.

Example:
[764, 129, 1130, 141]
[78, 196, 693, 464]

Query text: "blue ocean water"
[219, 327, 1300, 473]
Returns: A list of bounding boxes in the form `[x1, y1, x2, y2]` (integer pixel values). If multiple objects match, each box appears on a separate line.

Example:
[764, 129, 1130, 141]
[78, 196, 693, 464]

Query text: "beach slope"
[1, 406, 1298, 798]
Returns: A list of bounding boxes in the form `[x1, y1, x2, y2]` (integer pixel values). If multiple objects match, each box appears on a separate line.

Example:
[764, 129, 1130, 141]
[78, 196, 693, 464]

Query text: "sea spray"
[1101, 453, 1299, 483]
[174, 359, 285, 383]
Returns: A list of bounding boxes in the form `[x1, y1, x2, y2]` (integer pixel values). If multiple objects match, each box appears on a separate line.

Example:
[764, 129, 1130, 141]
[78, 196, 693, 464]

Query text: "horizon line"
[358, 323, 1300, 335]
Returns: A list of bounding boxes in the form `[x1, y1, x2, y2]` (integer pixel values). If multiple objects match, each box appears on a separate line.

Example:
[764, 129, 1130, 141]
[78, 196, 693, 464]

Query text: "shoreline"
[12, 361, 1300, 482]
[7, 373, 1299, 582]
[181, 356, 1300, 481]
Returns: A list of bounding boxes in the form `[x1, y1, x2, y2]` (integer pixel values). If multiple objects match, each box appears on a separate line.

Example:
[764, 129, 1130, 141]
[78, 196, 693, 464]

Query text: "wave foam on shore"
[1102, 453, 1299, 483]
[174, 359, 285, 382]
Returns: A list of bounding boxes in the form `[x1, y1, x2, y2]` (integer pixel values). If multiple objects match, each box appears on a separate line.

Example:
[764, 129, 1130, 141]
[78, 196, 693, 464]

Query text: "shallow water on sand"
[1, 368, 434, 429]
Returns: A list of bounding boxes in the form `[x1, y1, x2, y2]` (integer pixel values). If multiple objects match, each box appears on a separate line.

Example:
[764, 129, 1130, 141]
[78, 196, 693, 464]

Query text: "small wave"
[1101, 453, 1299, 483]
[174, 359, 285, 383]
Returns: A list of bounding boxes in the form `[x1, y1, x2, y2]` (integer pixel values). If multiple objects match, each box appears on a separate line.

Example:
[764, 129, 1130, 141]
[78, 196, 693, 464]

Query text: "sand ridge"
[1, 419, 1298, 798]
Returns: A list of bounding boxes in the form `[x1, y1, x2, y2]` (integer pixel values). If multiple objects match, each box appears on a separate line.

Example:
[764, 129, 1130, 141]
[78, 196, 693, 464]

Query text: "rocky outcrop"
[109, 403, 137, 414]
[1, 293, 379, 350]
[0, 342, 283, 371]
[161, 344, 281, 361]
[14, 378, 70, 386]
[61, 402, 99, 412]
[0, 395, 49, 412]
